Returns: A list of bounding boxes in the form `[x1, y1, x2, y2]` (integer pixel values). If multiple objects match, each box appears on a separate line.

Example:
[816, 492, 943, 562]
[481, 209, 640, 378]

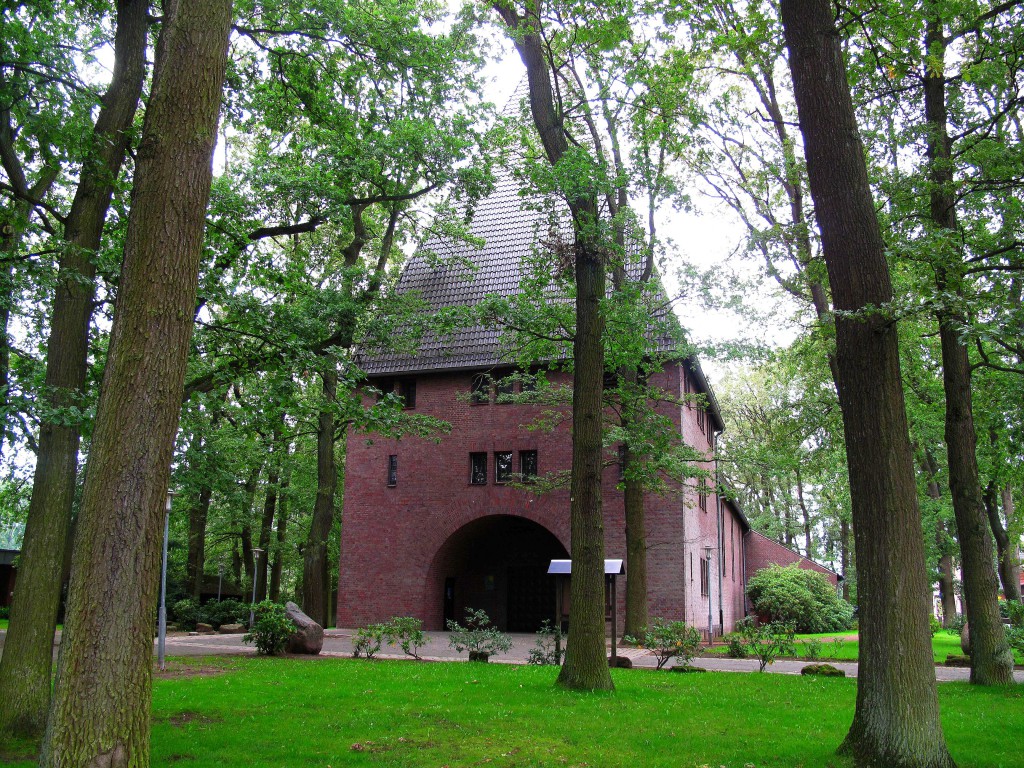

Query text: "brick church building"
[336, 172, 837, 635]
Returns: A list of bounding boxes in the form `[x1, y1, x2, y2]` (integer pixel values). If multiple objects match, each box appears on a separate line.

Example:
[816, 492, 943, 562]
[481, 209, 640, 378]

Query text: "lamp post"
[248, 548, 264, 627]
[158, 490, 175, 671]
[704, 544, 713, 643]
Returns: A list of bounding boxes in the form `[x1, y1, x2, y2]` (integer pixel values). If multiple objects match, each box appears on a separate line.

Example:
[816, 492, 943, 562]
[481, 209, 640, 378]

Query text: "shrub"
[204, 598, 249, 629]
[381, 616, 428, 659]
[625, 618, 703, 671]
[0, 605, 10, 620]
[447, 608, 513, 660]
[170, 598, 201, 631]
[745, 563, 854, 633]
[1005, 601, 1024, 628]
[724, 633, 748, 659]
[947, 613, 967, 635]
[735, 617, 795, 672]
[527, 620, 566, 666]
[929, 614, 942, 637]
[352, 624, 385, 659]
[801, 638, 823, 661]
[242, 601, 295, 656]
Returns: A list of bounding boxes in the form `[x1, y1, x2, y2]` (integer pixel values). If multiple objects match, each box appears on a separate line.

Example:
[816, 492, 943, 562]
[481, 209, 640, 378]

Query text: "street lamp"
[158, 490, 175, 672]
[704, 543, 713, 643]
[217, 557, 225, 602]
[248, 548, 264, 627]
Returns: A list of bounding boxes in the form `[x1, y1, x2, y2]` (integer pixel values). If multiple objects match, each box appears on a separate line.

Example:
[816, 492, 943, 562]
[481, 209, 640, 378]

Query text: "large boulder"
[219, 623, 245, 634]
[960, 622, 971, 656]
[284, 601, 324, 655]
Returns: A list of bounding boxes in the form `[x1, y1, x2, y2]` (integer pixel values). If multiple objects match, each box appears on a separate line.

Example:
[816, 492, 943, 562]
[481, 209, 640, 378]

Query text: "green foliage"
[801, 638, 823, 661]
[947, 613, 968, 635]
[724, 633, 748, 659]
[526, 620, 566, 666]
[170, 598, 248, 631]
[380, 616, 428, 660]
[929, 614, 943, 637]
[446, 608, 513, 659]
[746, 564, 854, 633]
[352, 624, 385, 659]
[242, 601, 295, 656]
[625, 618, 703, 671]
[735, 617, 796, 672]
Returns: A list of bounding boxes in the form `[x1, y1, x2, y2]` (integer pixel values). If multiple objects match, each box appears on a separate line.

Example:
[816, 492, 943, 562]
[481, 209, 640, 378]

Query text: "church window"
[519, 450, 538, 480]
[387, 455, 398, 486]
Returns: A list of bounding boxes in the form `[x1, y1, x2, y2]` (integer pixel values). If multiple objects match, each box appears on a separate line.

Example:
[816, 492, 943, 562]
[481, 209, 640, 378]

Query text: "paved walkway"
[3, 628, 1021, 682]
[148, 629, 1024, 682]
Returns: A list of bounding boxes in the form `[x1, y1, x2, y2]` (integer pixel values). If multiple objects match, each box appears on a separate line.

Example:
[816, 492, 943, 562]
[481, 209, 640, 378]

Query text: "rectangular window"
[387, 455, 398, 487]
[697, 406, 706, 433]
[519, 450, 538, 480]
[700, 556, 709, 597]
[399, 379, 416, 409]
[698, 481, 708, 512]
[469, 453, 487, 485]
[495, 451, 513, 484]
[376, 379, 394, 400]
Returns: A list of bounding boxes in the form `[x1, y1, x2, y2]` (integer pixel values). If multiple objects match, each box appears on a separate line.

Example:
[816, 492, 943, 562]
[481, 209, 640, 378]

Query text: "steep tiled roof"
[358, 171, 572, 375]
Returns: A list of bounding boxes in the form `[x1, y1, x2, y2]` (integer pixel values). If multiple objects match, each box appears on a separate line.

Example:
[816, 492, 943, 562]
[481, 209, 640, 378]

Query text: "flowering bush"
[625, 618, 702, 670]
[352, 624, 385, 659]
[527, 620, 566, 666]
[381, 616, 429, 659]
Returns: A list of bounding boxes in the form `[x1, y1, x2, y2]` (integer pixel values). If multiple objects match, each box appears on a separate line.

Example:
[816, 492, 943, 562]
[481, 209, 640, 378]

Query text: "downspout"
[715, 429, 724, 633]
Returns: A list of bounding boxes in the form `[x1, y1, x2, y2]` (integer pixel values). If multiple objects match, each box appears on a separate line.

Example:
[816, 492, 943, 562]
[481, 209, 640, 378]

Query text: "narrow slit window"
[399, 379, 416, 409]
[519, 450, 538, 480]
[470, 453, 487, 485]
[387, 455, 398, 487]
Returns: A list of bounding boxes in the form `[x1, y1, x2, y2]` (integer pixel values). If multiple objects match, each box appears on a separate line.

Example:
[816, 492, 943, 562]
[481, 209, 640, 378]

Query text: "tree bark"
[985, 483, 1021, 602]
[0, 0, 149, 739]
[256, 452, 280, 603]
[921, 448, 958, 627]
[269, 460, 291, 602]
[493, 0, 613, 691]
[838, 517, 850, 602]
[780, 2, 955, 765]
[186, 484, 213, 601]
[39, 1, 231, 764]
[302, 368, 339, 626]
[923, 14, 1012, 686]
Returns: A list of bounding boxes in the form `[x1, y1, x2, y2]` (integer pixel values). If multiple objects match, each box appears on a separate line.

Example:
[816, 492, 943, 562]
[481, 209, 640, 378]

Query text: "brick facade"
[743, 529, 841, 587]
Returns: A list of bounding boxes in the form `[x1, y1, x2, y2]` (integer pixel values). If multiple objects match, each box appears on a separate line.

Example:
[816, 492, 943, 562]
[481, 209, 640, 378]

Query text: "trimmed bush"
[625, 619, 703, 671]
[745, 563, 854, 633]
[447, 608, 513, 661]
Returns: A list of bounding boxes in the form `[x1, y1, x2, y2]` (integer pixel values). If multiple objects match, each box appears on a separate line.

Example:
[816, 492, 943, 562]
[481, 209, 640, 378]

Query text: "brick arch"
[423, 513, 569, 631]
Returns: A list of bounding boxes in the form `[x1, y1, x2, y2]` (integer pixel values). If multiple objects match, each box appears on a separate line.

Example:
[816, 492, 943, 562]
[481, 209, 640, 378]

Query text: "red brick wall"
[336, 362, 736, 632]
[743, 530, 840, 587]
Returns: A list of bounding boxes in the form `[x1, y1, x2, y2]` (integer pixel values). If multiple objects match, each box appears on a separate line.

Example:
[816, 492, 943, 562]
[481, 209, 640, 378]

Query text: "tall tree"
[0, 0, 149, 738]
[780, 1, 954, 765]
[40, 0, 232, 764]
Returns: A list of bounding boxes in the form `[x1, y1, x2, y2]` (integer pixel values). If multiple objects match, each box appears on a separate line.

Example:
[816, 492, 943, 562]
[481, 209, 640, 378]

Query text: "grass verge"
[3, 655, 1020, 767]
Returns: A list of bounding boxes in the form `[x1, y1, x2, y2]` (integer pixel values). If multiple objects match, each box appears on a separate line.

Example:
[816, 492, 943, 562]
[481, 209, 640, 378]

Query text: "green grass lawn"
[708, 630, 1023, 665]
[0, 619, 7, 630]
[3, 656, 1020, 768]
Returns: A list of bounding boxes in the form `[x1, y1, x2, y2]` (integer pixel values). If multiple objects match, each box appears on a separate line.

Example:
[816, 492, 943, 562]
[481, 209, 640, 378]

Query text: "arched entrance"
[430, 515, 568, 632]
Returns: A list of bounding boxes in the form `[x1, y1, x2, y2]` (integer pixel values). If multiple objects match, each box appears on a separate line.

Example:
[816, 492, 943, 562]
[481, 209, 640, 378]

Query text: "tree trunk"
[985, 483, 1021, 602]
[269, 461, 291, 603]
[39, 2, 230, 764]
[302, 368, 338, 626]
[796, 467, 812, 556]
[491, 4, 613, 691]
[924, 15, 1012, 686]
[1000, 486, 1020, 602]
[838, 517, 850, 602]
[0, 0, 149, 739]
[780, 2, 954, 765]
[921, 448, 959, 627]
[186, 484, 213, 600]
[256, 457, 280, 603]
